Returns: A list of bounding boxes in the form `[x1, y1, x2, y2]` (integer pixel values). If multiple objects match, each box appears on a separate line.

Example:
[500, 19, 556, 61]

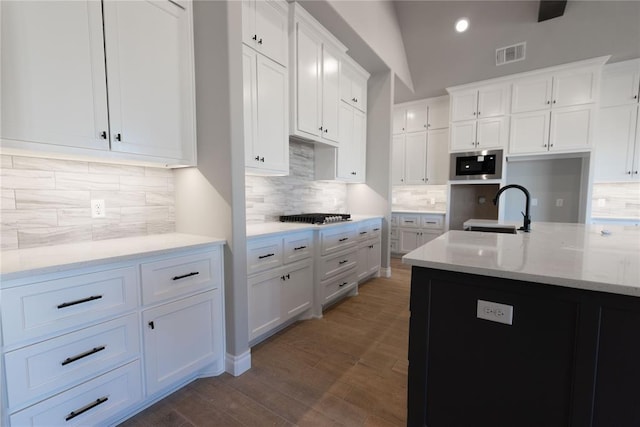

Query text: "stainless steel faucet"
[493, 184, 532, 232]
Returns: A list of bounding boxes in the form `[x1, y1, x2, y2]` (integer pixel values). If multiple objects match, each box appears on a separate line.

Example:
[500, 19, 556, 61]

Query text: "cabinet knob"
[471, 142, 475, 146]
[635, 171, 639, 174]
[627, 171, 632, 174]
[634, 95, 638, 99]
[543, 144, 547, 147]
[324, 129, 328, 133]
[319, 126, 323, 131]
[260, 157, 265, 162]
[255, 156, 260, 161]
[351, 171, 357, 175]
[547, 100, 551, 105]
[477, 111, 481, 116]
[115, 133, 122, 142]
[553, 100, 557, 104]
[550, 144, 554, 148]
[258, 38, 263, 45]
[473, 112, 476, 116]
[100, 131, 107, 140]
[252, 34, 257, 41]
[400, 178, 404, 182]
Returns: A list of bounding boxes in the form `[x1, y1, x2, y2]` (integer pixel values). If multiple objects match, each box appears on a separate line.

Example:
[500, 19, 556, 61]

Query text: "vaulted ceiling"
[392, 0, 640, 103]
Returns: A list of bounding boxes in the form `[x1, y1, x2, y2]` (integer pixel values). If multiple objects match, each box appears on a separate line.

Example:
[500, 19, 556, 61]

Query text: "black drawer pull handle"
[405, 220, 414, 223]
[258, 253, 275, 259]
[426, 221, 437, 224]
[172, 271, 199, 281]
[61, 346, 106, 366]
[339, 282, 348, 287]
[373, 228, 380, 231]
[339, 260, 349, 265]
[359, 231, 368, 235]
[294, 246, 307, 251]
[65, 397, 109, 421]
[57, 295, 102, 309]
[338, 237, 349, 242]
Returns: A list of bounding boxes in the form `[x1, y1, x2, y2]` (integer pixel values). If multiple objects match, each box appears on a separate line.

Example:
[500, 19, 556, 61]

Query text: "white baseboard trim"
[225, 350, 251, 376]
[381, 266, 392, 278]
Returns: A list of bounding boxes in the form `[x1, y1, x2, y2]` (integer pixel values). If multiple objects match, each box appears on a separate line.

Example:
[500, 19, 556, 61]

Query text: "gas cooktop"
[279, 213, 351, 225]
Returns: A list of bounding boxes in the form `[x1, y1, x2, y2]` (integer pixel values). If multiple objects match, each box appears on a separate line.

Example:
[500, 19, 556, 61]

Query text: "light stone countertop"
[0, 233, 226, 281]
[247, 214, 384, 238]
[392, 210, 446, 215]
[403, 222, 640, 297]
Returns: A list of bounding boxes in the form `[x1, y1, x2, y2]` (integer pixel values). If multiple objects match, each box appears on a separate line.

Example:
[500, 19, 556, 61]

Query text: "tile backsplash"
[245, 140, 348, 223]
[392, 185, 447, 212]
[1, 155, 175, 250]
[591, 182, 640, 219]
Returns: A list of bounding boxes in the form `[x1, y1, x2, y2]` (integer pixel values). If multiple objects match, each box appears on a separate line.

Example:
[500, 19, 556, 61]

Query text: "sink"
[465, 225, 518, 234]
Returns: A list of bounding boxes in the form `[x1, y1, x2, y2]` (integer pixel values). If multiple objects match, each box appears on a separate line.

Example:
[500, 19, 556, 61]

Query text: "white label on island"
[477, 300, 513, 325]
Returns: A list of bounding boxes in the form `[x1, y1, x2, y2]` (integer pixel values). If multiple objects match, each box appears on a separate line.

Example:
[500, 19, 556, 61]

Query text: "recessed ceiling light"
[455, 18, 469, 33]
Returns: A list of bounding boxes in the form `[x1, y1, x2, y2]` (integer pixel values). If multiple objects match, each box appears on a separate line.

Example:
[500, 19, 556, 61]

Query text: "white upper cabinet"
[393, 102, 428, 134]
[450, 117, 508, 151]
[1, 1, 109, 151]
[336, 103, 366, 181]
[427, 97, 450, 130]
[426, 128, 449, 184]
[509, 56, 608, 156]
[1, 0, 196, 166]
[450, 84, 508, 122]
[243, 46, 289, 175]
[340, 56, 368, 112]
[599, 59, 640, 107]
[594, 59, 640, 182]
[103, 0, 195, 163]
[392, 134, 406, 185]
[511, 64, 600, 113]
[242, 0, 288, 66]
[404, 132, 428, 185]
[290, 3, 347, 147]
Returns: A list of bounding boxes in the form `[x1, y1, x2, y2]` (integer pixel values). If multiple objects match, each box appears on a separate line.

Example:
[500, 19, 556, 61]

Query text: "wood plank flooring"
[120, 258, 411, 427]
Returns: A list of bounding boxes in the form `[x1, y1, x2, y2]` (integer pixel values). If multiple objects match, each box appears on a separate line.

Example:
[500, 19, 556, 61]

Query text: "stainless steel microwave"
[450, 149, 503, 181]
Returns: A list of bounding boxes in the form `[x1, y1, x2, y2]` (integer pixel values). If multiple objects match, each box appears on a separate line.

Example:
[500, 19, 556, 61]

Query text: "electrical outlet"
[477, 299, 513, 325]
[430, 197, 436, 205]
[91, 199, 106, 218]
[556, 198, 564, 207]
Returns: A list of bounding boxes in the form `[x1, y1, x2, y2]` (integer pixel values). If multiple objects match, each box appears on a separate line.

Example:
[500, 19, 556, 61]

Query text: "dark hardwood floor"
[120, 258, 411, 427]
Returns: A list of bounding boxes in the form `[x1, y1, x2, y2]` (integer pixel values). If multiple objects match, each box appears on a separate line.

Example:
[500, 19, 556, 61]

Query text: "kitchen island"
[403, 223, 640, 427]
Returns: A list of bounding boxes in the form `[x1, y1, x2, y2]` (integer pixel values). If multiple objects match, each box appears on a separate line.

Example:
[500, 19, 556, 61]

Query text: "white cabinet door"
[243, 47, 289, 174]
[1, 1, 109, 150]
[405, 103, 429, 132]
[337, 105, 366, 181]
[248, 270, 281, 340]
[600, 64, 640, 107]
[321, 44, 341, 143]
[594, 105, 639, 182]
[254, 0, 288, 66]
[450, 120, 477, 152]
[511, 75, 553, 113]
[426, 129, 449, 184]
[340, 63, 367, 112]
[104, 0, 195, 162]
[294, 22, 321, 139]
[451, 90, 478, 122]
[392, 134, 405, 185]
[509, 110, 550, 154]
[241, 0, 257, 48]
[427, 100, 449, 130]
[404, 132, 427, 184]
[367, 240, 381, 276]
[350, 74, 367, 112]
[393, 108, 406, 134]
[477, 85, 508, 118]
[549, 105, 594, 152]
[399, 229, 421, 253]
[476, 117, 508, 150]
[281, 261, 313, 320]
[552, 68, 598, 108]
[143, 290, 222, 396]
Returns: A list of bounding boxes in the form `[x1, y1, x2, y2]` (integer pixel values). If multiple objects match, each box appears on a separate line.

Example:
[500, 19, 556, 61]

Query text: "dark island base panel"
[407, 266, 640, 427]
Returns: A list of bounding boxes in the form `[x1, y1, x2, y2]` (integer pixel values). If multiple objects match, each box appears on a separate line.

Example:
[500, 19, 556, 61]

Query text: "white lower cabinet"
[391, 212, 445, 255]
[143, 290, 223, 396]
[0, 242, 225, 427]
[247, 231, 314, 342]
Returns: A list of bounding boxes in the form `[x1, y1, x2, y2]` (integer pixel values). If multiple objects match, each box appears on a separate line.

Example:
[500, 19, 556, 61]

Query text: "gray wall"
[174, 1, 249, 363]
[504, 158, 582, 223]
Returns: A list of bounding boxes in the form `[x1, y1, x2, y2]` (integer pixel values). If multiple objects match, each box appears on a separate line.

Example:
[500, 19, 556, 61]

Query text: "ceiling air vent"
[496, 42, 526, 66]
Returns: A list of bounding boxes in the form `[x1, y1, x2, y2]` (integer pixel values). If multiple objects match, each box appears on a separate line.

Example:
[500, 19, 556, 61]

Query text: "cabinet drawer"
[319, 225, 358, 255]
[399, 215, 420, 228]
[5, 314, 140, 410]
[10, 360, 142, 427]
[141, 248, 221, 305]
[357, 220, 382, 242]
[283, 232, 313, 264]
[318, 249, 358, 281]
[1, 266, 139, 346]
[422, 215, 444, 229]
[247, 236, 283, 275]
[322, 270, 358, 304]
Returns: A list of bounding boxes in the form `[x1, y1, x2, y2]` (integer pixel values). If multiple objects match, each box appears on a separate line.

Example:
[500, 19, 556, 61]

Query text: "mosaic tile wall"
[1, 155, 175, 250]
[391, 184, 447, 212]
[591, 182, 640, 219]
[245, 140, 348, 223]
